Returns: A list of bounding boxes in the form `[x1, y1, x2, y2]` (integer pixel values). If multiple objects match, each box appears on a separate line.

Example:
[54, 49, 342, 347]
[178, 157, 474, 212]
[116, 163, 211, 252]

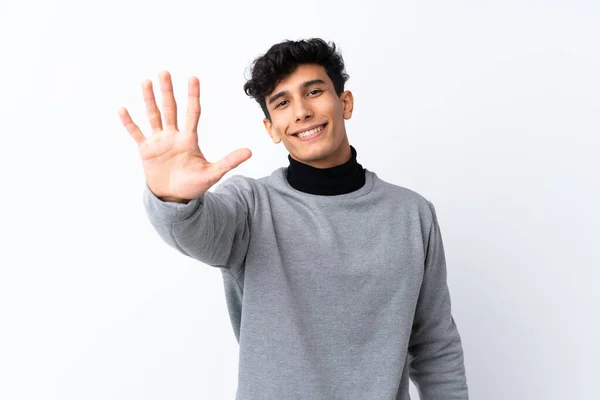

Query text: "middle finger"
[159, 71, 178, 131]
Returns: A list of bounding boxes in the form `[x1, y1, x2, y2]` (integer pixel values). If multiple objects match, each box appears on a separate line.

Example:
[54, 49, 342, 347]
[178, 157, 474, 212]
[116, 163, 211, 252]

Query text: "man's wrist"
[158, 196, 191, 204]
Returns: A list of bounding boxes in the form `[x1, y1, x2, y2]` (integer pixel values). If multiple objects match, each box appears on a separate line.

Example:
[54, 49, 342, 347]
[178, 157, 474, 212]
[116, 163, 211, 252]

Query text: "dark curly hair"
[243, 38, 350, 120]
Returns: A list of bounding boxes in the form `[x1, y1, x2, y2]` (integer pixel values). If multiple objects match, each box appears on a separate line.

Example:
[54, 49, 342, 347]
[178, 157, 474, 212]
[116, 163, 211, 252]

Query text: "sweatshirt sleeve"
[407, 200, 469, 399]
[142, 176, 253, 273]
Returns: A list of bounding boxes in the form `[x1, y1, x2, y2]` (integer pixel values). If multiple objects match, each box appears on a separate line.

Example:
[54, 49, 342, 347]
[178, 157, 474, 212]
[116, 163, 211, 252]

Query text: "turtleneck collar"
[285, 145, 366, 196]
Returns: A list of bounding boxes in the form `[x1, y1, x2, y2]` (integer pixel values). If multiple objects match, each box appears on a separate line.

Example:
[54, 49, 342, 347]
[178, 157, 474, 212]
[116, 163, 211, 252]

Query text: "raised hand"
[119, 71, 252, 202]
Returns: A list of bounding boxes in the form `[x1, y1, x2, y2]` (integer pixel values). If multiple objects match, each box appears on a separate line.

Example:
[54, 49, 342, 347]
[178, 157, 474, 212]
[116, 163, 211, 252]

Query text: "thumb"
[211, 147, 252, 177]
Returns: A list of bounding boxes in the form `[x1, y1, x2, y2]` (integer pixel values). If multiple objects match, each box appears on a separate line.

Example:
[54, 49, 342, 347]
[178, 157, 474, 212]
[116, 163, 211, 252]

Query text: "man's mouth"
[292, 123, 327, 139]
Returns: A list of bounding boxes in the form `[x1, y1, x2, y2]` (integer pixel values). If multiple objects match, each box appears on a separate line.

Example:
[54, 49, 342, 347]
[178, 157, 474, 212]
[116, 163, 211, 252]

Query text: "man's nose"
[294, 100, 313, 122]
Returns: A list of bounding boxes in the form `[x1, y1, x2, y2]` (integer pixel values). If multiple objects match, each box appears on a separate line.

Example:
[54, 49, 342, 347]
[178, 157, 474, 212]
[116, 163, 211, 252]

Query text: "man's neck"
[285, 145, 366, 196]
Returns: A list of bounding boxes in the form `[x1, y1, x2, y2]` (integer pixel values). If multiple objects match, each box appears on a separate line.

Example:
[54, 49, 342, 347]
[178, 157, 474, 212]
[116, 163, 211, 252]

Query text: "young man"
[119, 38, 469, 399]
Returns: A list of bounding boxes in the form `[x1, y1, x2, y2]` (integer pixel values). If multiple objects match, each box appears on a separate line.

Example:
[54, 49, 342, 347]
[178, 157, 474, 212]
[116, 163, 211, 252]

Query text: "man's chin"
[292, 146, 341, 168]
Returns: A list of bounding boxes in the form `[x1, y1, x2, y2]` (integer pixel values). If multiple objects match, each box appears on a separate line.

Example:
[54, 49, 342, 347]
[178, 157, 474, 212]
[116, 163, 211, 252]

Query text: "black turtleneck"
[286, 145, 366, 196]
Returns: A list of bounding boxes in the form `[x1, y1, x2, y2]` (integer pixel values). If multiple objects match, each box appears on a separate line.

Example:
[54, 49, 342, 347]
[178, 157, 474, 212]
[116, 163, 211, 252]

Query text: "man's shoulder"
[373, 172, 433, 208]
[372, 175, 440, 231]
[211, 167, 284, 197]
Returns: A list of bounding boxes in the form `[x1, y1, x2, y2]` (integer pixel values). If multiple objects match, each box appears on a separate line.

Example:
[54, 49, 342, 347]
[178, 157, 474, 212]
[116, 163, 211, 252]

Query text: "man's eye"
[276, 100, 288, 108]
[308, 90, 323, 96]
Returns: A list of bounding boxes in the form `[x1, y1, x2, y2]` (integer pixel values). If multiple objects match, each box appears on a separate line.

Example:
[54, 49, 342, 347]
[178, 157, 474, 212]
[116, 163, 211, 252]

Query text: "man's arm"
[408, 200, 469, 399]
[143, 175, 253, 273]
[119, 70, 254, 272]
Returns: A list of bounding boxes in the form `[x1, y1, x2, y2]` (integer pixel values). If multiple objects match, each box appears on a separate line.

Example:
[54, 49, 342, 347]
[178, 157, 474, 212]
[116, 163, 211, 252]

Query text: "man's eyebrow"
[267, 79, 327, 106]
[267, 91, 287, 106]
[302, 79, 326, 88]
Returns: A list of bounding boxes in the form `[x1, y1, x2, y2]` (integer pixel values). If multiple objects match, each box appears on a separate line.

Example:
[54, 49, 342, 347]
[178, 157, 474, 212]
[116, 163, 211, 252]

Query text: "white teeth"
[296, 125, 324, 138]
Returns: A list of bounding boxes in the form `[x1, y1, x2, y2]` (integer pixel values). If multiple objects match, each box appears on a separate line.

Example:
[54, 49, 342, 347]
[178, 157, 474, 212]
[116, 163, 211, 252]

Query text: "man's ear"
[341, 90, 354, 120]
[263, 117, 281, 144]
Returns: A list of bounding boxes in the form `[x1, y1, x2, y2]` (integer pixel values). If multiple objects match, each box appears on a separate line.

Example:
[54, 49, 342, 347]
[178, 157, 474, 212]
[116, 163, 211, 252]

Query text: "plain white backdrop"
[1, 0, 598, 399]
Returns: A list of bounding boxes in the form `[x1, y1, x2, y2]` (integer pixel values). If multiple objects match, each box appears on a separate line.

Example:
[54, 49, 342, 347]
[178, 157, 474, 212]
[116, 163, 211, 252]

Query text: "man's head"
[244, 38, 354, 168]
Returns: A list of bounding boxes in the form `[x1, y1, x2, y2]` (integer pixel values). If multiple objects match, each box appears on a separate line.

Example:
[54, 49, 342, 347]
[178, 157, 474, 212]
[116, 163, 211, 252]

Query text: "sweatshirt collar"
[285, 145, 366, 196]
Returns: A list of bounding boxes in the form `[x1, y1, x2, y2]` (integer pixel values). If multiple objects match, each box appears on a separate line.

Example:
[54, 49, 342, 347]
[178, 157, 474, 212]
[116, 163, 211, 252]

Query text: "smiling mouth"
[292, 123, 327, 138]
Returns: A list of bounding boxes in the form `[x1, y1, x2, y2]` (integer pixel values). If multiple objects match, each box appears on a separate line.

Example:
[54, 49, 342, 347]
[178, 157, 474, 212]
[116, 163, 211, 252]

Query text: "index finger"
[184, 76, 201, 134]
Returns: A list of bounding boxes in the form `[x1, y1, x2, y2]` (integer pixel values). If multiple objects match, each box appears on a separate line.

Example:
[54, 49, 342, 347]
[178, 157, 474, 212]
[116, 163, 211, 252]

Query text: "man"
[119, 38, 469, 399]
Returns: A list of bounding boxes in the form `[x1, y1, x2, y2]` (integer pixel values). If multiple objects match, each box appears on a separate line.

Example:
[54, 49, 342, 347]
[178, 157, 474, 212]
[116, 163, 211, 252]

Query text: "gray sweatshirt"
[143, 167, 469, 400]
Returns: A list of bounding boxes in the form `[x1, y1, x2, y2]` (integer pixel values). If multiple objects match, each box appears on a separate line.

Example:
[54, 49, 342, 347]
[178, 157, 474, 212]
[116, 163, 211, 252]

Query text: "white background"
[1, 0, 598, 399]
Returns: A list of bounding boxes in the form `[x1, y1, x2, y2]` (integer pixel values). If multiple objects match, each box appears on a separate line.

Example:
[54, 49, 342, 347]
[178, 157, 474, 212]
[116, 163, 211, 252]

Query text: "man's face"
[263, 64, 354, 169]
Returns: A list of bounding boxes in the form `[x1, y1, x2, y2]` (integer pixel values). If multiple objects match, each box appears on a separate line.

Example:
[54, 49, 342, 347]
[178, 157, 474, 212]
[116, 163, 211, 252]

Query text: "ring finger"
[141, 79, 163, 132]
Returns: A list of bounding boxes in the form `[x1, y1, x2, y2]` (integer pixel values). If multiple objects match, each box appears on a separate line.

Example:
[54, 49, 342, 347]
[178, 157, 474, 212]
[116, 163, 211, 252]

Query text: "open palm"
[119, 71, 252, 202]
